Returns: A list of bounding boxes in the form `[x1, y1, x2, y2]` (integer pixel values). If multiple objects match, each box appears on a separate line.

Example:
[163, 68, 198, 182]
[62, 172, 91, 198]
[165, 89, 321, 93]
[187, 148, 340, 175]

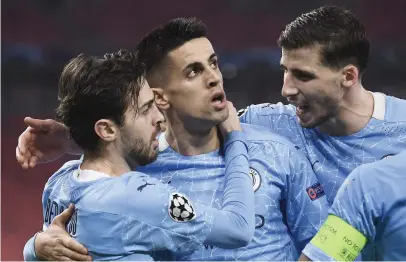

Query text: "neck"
[164, 115, 220, 156]
[318, 84, 374, 136]
[81, 147, 132, 177]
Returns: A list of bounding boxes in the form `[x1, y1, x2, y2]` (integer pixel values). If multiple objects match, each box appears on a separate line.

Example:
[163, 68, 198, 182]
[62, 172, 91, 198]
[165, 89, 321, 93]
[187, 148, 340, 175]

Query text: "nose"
[281, 72, 299, 98]
[152, 104, 165, 127]
[206, 66, 222, 89]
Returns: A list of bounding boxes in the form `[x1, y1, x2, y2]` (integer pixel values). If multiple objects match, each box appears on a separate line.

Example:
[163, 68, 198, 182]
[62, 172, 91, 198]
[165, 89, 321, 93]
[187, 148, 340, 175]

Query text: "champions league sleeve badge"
[168, 193, 196, 222]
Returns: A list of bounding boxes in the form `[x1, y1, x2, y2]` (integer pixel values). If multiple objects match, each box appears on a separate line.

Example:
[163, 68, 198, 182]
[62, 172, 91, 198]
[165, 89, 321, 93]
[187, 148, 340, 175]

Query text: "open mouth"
[211, 93, 225, 105]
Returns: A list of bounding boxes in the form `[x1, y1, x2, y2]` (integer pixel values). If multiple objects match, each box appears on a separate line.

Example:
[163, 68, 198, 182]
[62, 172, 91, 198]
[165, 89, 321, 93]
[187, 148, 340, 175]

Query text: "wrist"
[33, 231, 44, 259]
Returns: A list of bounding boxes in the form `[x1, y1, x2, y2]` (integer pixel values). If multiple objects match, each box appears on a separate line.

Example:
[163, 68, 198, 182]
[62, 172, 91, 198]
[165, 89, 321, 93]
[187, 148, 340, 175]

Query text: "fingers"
[58, 252, 91, 261]
[53, 204, 75, 226]
[24, 117, 53, 131]
[17, 127, 33, 156]
[63, 239, 91, 260]
[56, 256, 75, 261]
[28, 155, 39, 168]
[16, 146, 28, 169]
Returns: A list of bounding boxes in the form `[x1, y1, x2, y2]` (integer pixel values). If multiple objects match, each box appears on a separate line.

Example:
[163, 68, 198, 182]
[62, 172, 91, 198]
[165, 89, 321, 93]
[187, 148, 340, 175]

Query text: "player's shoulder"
[122, 171, 164, 188]
[75, 171, 165, 215]
[46, 159, 81, 187]
[343, 151, 406, 198]
[239, 102, 296, 118]
[355, 151, 406, 183]
[378, 92, 406, 122]
[241, 123, 299, 149]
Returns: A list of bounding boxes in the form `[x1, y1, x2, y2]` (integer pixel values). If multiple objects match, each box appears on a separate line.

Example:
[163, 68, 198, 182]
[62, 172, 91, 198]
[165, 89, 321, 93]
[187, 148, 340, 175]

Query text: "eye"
[210, 59, 218, 69]
[280, 67, 288, 75]
[293, 71, 315, 82]
[142, 103, 153, 115]
[187, 70, 197, 78]
[296, 74, 313, 82]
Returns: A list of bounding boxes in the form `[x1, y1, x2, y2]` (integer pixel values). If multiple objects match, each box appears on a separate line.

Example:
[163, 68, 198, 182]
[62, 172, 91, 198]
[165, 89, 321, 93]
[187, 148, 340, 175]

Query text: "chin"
[299, 114, 331, 129]
[214, 109, 229, 122]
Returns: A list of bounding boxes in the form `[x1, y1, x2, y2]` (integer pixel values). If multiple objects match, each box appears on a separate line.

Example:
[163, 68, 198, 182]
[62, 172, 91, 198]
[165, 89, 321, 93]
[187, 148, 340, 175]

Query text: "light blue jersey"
[239, 93, 406, 204]
[139, 123, 328, 261]
[24, 132, 256, 261]
[302, 150, 406, 261]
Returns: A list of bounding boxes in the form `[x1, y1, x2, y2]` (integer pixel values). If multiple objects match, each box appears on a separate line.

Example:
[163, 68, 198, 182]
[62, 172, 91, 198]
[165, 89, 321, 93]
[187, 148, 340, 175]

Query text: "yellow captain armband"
[311, 215, 367, 261]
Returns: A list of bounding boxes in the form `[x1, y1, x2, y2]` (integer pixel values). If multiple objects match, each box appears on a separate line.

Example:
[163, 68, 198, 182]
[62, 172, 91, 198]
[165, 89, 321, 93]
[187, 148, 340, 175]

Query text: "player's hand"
[16, 117, 75, 169]
[35, 204, 92, 261]
[219, 101, 242, 136]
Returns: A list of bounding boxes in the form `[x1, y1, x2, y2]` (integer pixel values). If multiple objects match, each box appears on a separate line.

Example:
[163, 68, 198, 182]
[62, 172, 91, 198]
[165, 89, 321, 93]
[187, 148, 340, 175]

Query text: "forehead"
[167, 37, 215, 68]
[137, 81, 154, 104]
[280, 46, 324, 72]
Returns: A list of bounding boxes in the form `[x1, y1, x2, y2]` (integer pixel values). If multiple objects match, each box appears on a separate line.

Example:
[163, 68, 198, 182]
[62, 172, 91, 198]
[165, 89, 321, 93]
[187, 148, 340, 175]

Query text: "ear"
[341, 65, 359, 88]
[94, 119, 117, 142]
[151, 87, 170, 110]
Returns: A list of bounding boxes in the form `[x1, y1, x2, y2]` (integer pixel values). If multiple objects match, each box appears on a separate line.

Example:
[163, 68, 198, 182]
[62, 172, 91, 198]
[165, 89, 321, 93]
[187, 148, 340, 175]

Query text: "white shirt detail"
[73, 167, 110, 182]
[371, 92, 386, 121]
[159, 132, 170, 152]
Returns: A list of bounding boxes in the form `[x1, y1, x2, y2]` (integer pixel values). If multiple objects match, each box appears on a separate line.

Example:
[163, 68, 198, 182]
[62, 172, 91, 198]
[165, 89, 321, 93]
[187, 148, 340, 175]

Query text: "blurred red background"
[2, 0, 406, 259]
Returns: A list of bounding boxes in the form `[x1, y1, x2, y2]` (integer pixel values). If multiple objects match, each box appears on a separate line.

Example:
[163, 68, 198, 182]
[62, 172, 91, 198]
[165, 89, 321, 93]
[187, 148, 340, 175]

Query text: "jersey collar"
[371, 92, 386, 121]
[73, 166, 110, 182]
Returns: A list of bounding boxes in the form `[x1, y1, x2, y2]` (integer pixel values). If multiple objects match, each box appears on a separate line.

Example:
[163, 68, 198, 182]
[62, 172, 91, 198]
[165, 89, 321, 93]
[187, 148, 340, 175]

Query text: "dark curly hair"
[56, 49, 145, 155]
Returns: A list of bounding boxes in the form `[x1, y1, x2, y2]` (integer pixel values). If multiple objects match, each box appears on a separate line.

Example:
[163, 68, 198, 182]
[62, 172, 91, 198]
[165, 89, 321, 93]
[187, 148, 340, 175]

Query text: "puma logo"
[137, 179, 155, 192]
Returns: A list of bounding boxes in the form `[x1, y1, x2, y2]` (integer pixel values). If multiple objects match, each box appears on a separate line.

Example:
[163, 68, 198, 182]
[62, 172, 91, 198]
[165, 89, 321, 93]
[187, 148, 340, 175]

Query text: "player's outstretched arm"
[23, 204, 91, 261]
[16, 117, 82, 169]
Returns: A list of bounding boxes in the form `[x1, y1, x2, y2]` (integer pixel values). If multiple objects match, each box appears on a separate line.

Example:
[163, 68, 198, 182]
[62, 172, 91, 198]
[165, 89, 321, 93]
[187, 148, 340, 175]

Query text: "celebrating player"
[23, 50, 257, 260]
[19, 18, 327, 261]
[239, 5, 406, 204]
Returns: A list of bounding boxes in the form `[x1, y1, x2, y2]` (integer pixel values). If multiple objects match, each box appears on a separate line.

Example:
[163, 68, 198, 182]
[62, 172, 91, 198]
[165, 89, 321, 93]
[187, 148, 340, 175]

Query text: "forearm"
[205, 131, 255, 248]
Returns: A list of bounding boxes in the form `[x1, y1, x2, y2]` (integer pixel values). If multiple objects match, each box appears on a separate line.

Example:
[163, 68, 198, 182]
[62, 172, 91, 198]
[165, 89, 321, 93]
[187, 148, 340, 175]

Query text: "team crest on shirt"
[168, 193, 196, 222]
[250, 167, 261, 192]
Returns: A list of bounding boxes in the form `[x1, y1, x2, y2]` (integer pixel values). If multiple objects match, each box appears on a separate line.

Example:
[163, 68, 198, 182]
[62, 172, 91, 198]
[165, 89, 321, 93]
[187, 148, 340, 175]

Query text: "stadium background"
[2, 0, 405, 260]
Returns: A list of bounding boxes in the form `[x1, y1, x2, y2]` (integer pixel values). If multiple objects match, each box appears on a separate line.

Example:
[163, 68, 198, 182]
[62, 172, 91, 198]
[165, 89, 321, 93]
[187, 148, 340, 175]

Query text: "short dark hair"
[278, 5, 370, 75]
[136, 17, 207, 74]
[56, 49, 145, 155]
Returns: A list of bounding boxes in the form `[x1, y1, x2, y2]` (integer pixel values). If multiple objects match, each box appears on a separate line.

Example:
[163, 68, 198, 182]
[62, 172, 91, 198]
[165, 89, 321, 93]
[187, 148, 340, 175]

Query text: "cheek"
[170, 83, 198, 102]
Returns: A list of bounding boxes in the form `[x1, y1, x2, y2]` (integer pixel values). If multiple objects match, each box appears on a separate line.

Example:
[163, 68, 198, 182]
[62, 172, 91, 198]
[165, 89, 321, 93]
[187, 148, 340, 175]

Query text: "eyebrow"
[209, 53, 217, 61]
[280, 63, 317, 78]
[182, 52, 218, 73]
